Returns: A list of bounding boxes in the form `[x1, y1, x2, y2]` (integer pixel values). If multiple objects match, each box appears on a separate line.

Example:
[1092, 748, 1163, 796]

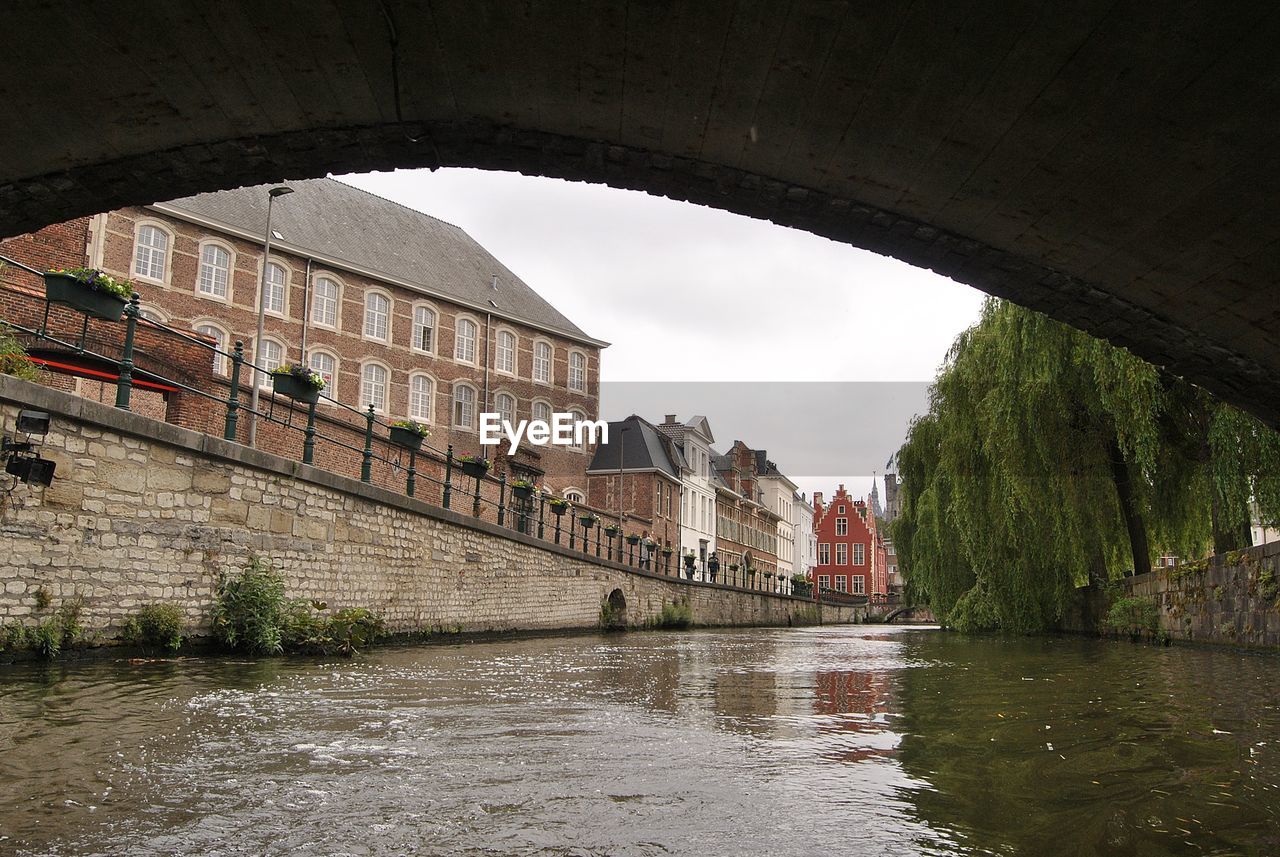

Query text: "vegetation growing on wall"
[0, 325, 39, 381]
[212, 556, 384, 656]
[893, 298, 1280, 633]
[122, 604, 186, 653]
[0, 593, 84, 660]
[649, 600, 693, 630]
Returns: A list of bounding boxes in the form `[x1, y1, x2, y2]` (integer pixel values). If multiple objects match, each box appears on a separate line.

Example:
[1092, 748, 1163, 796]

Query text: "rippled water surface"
[3, 626, 1280, 855]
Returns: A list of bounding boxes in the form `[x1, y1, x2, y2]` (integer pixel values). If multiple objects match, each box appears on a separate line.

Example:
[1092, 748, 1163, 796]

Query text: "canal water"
[2, 625, 1279, 856]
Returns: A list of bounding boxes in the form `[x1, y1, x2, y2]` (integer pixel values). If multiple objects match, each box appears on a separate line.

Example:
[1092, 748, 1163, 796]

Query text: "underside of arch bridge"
[2, 2, 1277, 423]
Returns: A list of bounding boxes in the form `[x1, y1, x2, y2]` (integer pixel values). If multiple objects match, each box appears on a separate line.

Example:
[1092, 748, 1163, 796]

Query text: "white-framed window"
[361, 362, 389, 413]
[568, 409, 586, 451]
[455, 317, 478, 363]
[408, 373, 434, 422]
[195, 242, 231, 299]
[412, 304, 436, 353]
[495, 330, 516, 374]
[852, 575, 865, 595]
[533, 340, 552, 383]
[834, 576, 848, 593]
[568, 350, 586, 392]
[194, 322, 228, 375]
[496, 392, 516, 425]
[311, 276, 339, 328]
[138, 306, 168, 323]
[308, 350, 337, 399]
[453, 383, 477, 429]
[263, 261, 288, 316]
[364, 291, 391, 341]
[133, 223, 170, 282]
[853, 543, 866, 565]
[836, 517, 848, 536]
[836, 543, 847, 565]
[256, 338, 284, 388]
[532, 400, 552, 424]
[818, 575, 830, 590]
[564, 488, 585, 504]
[818, 543, 830, 565]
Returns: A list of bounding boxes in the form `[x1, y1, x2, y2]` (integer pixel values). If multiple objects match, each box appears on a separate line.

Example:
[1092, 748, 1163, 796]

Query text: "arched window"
[308, 350, 337, 398]
[196, 242, 230, 298]
[533, 341, 552, 383]
[364, 291, 391, 341]
[532, 400, 552, 424]
[568, 351, 586, 393]
[361, 363, 389, 413]
[138, 306, 168, 323]
[257, 338, 284, 387]
[413, 305, 436, 353]
[495, 392, 516, 425]
[569, 409, 587, 450]
[409, 374, 434, 422]
[453, 383, 476, 429]
[264, 261, 288, 315]
[194, 322, 228, 375]
[495, 330, 516, 374]
[311, 276, 339, 327]
[133, 224, 169, 282]
[455, 317, 477, 363]
[564, 488, 585, 504]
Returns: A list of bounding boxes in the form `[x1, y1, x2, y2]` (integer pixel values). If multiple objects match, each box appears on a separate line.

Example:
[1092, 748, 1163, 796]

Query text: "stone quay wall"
[0, 375, 850, 640]
[1124, 543, 1280, 648]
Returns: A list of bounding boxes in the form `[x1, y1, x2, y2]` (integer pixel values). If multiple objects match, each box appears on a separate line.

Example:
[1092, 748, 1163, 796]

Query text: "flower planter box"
[460, 460, 489, 479]
[548, 503, 568, 516]
[578, 516, 597, 529]
[625, 534, 641, 545]
[43, 272, 126, 321]
[271, 372, 321, 404]
[388, 425, 425, 450]
[512, 485, 535, 501]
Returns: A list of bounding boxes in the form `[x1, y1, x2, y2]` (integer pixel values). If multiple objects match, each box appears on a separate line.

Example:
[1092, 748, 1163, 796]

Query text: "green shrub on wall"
[122, 604, 185, 652]
[1104, 596, 1161, 641]
[212, 556, 384, 656]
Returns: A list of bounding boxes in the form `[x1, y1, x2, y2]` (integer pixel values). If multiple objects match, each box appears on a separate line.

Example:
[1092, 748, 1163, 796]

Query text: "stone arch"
[601, 588, 627, 630]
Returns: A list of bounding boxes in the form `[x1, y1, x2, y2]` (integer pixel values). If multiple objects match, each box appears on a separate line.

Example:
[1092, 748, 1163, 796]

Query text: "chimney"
[664, 414, 677, 424]
[814, 491, 824, 507]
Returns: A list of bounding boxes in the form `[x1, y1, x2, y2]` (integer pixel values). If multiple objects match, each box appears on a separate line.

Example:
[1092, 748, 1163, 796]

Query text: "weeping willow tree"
[893, 299, 1280, 633]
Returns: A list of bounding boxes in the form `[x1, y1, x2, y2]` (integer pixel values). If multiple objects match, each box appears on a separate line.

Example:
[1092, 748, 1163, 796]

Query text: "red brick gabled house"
[812, 484, 886, 598]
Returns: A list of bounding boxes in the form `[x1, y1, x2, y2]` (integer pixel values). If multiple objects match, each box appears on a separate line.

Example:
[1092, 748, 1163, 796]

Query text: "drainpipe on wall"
[298, 257, 313, 363]
[482, 275, 497, 412]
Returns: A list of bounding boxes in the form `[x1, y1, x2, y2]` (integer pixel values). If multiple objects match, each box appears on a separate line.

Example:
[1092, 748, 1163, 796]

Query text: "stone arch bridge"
[2, 2, 1277, 423]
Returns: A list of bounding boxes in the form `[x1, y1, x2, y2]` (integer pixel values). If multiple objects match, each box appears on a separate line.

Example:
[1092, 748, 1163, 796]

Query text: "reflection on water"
[1, 627, 1278, 855]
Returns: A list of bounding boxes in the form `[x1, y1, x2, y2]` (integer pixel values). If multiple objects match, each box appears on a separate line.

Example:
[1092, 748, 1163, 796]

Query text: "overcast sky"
[340, 168, 985, 503]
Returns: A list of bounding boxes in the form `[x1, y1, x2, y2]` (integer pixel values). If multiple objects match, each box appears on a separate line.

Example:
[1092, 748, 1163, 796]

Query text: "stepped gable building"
[586, 414, 682, 548]
[812, 484, 888, 598]
[84, 178, 607, 491]
[711, 440, 782, 585]
[655, 414, 718, 567]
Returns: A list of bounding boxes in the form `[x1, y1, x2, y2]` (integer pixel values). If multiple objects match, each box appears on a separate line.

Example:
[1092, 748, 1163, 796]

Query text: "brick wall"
[0, 375, 848, 641]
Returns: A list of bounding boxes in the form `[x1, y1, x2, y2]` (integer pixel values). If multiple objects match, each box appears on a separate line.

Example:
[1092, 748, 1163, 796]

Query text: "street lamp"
[617, 423, 632, 531]
[247, 185, 294, 448]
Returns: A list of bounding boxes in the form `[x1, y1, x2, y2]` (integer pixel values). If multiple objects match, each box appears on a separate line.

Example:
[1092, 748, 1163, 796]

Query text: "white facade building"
[753, 450, 798, 592]
[794, 491, 816, 579]
[657, 415, 717, 572]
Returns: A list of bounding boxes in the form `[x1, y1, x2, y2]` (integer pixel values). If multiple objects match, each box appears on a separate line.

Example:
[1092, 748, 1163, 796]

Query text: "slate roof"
[153, 178, 605, 346]
[587, 415, 680, 478]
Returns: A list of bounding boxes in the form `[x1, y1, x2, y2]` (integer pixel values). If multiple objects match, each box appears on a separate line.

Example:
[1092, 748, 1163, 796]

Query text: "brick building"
[812, 484, 887, 598]
[3, 179, 607, 498]
[586, 414, 681, 550]
[711, 440, 782, 587]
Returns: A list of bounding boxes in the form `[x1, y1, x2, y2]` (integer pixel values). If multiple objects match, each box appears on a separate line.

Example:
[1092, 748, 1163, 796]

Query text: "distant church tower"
[869, 477, 884, 519]
[883, 472, 902, 522]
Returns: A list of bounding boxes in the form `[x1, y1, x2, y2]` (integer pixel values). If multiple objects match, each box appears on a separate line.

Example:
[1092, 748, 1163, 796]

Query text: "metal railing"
[0, 256, 813, 597]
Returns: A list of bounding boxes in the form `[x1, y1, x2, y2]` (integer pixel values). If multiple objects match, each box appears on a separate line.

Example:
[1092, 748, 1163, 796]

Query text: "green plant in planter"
[603, 524, 622, 537]
[626, 532, 642, 545]
[547, 497, 569, 514]
[578, 511, 600, 528]
[510, 479, 538, 499]
[389, 419, 429, 449]
[271, 363, 326, 390]
[48, 267, 134, 300]
[270, 362, 326, 404]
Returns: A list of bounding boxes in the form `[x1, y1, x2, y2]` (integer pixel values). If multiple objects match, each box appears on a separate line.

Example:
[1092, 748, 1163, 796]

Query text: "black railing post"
[406, 449, 417, 497]
[569, 508, 576, 549]
[114, 293, 140, 410]
[302, 400, 317, 465]
[497, 473, 507, 526]
[595, 527, 601, 557]
[553, 508, 562, 544]
[224, 340, 243, 441]
[537, 494, 546, 540]
[472, 472, 482, 518]
[443, 445, 454, 509]
[360, 405, 375, 483]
